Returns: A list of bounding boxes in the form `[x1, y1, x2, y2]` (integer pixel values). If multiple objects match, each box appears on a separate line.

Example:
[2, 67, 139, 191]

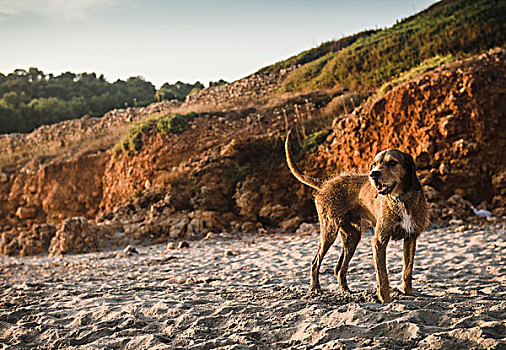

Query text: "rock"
[15, 206, 37, 220]
[191, 186, 230, 212]
[178, 241, 190, 249]
[19, 224, 56, 256]
[259, 204, 289, 223]
[166, 242, 176, 250]
[48, 217, 99, 255]
[241, 221, 257, 233]
[169, 218, 189, 238]
[1, 232, 20, 256]
[0, 224, 56, 256]
[280, 216, 303, 232]
[187, 217, 206, 236]
[203, 232, 218, 240]
[295, 222, 318, 235]
[123, 245, 139, 255]
[0, 172, 8, 183]
[449, 219, 464, 226]
[234, 178, 261, 220]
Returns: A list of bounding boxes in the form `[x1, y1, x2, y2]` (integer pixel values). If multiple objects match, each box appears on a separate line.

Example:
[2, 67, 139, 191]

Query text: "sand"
[0, 223, 505, 349]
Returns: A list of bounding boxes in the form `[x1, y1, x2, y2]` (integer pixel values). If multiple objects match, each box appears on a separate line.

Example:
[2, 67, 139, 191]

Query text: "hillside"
[277, 0, 506, 91]
[0, 0, 505, 256]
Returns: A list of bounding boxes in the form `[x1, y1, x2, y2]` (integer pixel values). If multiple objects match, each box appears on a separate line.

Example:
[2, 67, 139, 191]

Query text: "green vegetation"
[279, 0, 506, 92]
[156, 81, 204, 102]
[259, 30, 377, 75]
[209, 79, 229, 88]
[114, 112, 197, 156]
[0, 69, 204, 134]
[0, 69, 156, 134]
[301, 130, 331, 154]
[378, 54, 456, 95]
[229, 162, 251, 184]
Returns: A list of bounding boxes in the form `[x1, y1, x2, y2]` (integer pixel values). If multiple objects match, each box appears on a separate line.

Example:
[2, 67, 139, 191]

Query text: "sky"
[0, 0, 438, 88]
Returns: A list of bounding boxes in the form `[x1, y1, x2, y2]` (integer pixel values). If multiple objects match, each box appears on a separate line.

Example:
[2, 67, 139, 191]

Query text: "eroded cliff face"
[0, 153, 109, 227]
[1, 49, 505, 256]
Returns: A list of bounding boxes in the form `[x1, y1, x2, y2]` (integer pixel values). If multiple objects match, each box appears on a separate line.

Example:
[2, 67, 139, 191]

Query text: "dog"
[285, 130, 429, 303]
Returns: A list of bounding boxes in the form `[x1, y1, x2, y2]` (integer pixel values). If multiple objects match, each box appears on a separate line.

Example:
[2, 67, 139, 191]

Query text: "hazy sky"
[0, 0, 438, 88]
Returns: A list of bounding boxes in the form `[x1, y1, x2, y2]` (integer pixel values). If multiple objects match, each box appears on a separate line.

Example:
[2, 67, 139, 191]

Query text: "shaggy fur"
[285, 130, 429, 303]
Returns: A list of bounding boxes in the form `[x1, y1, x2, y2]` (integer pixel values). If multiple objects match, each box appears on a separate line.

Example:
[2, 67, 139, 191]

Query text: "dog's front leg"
[401, 236, 417, 295]
[371, 231, 391, 303]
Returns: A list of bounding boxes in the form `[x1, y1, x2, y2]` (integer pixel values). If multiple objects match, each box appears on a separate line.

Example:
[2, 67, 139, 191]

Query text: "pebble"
[123, 245, 139, 255]
[178, 241, 190, 249]
[224, 250, 235, 257]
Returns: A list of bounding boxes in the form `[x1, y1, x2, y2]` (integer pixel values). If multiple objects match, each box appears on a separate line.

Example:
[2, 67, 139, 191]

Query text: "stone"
[241, 221, 256, 233]
[48, 217, 99, 255]
[295, 222, 319, 235]
[259, 204, 289, 223]
[123, 245, 139, 255]
[169, 218, 189, 238]
[15, 206, 37, 220]
[280, 216, 303, 232]
[178, 241, 190, 249]
[187, 217, 206, 236]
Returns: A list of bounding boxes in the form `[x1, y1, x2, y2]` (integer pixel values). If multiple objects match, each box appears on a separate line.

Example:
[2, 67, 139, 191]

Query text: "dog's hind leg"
[334, 221, 362, 294]
[310, 220, 337, 293]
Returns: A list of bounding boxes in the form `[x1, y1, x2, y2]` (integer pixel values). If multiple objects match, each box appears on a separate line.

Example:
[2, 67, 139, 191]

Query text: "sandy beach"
[0, 223, 505, 349]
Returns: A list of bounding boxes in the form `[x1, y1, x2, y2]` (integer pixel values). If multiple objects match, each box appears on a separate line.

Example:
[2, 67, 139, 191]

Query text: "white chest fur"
[397, 202, 414, 234]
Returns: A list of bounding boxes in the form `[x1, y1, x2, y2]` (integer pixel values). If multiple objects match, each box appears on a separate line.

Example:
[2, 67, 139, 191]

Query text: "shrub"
[301, 130, 331, 154]
[113, 112, 197, 156]
[229, 162, 251, 184]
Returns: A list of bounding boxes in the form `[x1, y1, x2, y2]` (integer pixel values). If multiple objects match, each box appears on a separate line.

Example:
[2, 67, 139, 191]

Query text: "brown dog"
[285, 130, 429, 303]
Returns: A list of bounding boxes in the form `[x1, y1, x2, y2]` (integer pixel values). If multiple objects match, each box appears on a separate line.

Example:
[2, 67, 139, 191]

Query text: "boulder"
[48, 217, 99, 255]
[15, 206, 38, 220]
[169, 218, 189, 238]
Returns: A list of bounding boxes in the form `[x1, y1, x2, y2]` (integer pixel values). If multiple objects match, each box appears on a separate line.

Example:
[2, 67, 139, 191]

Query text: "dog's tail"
[285, 129, 322, 191]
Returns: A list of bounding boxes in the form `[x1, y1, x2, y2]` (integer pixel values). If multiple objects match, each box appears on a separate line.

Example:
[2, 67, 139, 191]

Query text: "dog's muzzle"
[375, 181, 396, 195]
[369, 170, 396, 195]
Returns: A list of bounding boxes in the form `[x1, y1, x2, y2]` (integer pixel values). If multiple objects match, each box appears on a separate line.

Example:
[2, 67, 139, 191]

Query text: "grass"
[113, 112, 197, 156]
[377, 54, 457, 95]
[301, 130, 331, 154]
[229, 162, 251, 184]
[278, 0, 506, 92]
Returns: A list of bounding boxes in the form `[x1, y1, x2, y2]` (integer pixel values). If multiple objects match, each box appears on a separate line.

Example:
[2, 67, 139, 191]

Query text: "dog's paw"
[308, 286, 323, 295]
[400, 287, 415, 296]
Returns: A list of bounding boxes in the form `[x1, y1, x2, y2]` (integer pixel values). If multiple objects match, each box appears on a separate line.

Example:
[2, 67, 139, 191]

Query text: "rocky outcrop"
[1, 224, 56, 256]
[0, 152, 109, 231]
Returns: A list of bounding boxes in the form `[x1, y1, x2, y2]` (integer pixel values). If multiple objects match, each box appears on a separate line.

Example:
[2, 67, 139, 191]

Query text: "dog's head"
[369, 149, 422, 197]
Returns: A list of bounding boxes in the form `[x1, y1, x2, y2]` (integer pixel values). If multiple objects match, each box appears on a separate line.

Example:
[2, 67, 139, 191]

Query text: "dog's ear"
[403, 152, 422, 191]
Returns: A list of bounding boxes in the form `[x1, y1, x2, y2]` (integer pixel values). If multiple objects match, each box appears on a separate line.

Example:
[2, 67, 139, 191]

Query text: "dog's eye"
[387, 160, 398, 166]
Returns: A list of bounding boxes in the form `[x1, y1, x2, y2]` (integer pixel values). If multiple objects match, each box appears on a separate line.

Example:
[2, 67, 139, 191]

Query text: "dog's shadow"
[303, 287, 433, 305]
